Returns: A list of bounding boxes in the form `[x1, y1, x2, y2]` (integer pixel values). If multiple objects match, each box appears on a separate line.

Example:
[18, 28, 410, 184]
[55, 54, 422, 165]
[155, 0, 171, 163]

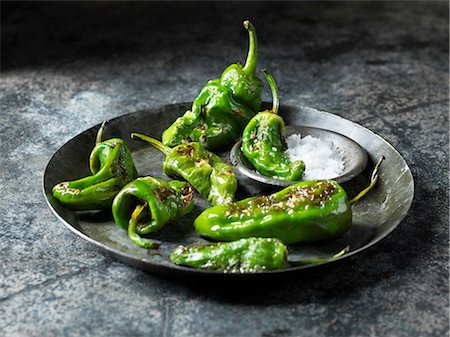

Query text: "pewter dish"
[230, 125, 368, 186]
[43, 103, 414, 278]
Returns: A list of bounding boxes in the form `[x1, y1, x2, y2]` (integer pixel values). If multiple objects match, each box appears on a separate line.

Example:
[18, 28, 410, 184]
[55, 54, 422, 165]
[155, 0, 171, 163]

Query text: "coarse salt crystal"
[285, 134, 345, 180]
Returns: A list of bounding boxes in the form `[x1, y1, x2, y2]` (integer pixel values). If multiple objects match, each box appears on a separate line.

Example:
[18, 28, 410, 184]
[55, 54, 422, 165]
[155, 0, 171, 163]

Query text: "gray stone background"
[1, 1, 448, 336]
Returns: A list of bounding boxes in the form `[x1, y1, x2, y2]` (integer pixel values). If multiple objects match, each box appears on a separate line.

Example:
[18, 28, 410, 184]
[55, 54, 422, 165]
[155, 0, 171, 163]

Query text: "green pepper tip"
[128, 214, 161, 249]
[243, 20, 255, 32]
[288, 245, 350, 266]
[96, 120, 108, 145]
[261, 68, 279, 114]
[131, 132, 171, 155]
[350, 156, 384, 205]
[337, 245, 350, 257]
[242, 20, 258, 75]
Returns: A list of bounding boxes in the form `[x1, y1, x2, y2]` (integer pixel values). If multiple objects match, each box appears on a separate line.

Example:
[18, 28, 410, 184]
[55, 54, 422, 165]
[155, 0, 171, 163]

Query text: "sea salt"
[285, 134, 345, 180]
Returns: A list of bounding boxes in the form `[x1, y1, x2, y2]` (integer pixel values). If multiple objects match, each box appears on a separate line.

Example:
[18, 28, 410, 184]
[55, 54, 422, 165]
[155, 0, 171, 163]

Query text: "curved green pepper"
[132, 133, 237, 205]
[241, 69, 305, 181]
[170, 237, 349, 273]
[194, 157, 384, 244]
[52, 122, 138, 210]
[162, 20, 263, 150]
[112, 177, 194, 248]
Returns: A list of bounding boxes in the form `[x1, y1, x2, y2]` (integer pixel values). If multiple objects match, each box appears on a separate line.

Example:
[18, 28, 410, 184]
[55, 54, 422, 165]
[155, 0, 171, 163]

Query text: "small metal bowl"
[230, 125, 368, 186]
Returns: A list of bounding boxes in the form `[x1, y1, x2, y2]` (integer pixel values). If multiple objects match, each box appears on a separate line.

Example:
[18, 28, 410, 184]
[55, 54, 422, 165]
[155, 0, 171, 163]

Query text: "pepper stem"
[96, 120, 107, 145]
[289, 246, 350, 265]
[262, 68, 279, 114]
[350, 156, 385, 205]
[131, 133, 171, 155]
[242, 20, 258, 75]
[128, 204, 161, 249]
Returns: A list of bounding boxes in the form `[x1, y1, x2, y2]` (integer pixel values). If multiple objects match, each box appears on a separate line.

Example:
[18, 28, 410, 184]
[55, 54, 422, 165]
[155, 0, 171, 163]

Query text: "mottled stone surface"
[0, 2, 448, 337]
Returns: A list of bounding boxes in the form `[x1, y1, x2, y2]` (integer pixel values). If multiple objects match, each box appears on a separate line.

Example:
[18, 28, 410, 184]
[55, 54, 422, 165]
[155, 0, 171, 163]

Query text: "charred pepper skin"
[132, 133, 237, 206]
[162, 20, 263, 150]
[170, 237, 350, 273]
[52, 122, 138, 210]
[241, 69, 305, 181]
[194, 157, 384, 244]
[194, 180, 352, 244]
[170, 238, 288, 273]
[163, 82, 255, 150]
[112, 177, 194, 248]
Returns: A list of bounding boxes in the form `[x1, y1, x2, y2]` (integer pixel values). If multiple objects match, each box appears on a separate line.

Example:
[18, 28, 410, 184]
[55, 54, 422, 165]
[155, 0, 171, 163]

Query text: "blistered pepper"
[170, 237, 349, 273]
[171, 238, 287, 272]
[132, 133, 237, 205]
[161, 20, 263, 150]
[241, 69, 305, 181]
[52, 122, 138, 210]
[112, 177, 194, 248]
[194, 158, 384, 244]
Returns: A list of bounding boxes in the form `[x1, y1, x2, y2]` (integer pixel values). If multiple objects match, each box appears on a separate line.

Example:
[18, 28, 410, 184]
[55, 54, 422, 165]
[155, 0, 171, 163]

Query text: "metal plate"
[43, 103, 414, 278]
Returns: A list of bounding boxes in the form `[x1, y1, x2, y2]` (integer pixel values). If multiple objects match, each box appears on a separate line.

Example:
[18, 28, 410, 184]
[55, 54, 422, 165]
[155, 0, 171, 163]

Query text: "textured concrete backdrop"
[1, 2, 448, 337]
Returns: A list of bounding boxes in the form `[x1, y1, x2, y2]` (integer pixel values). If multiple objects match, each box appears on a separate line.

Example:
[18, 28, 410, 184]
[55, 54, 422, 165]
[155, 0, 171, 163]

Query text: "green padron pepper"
[194, 158, 384, 244]
[112, 177, 194, 249]
[241, 69, 305, 181]
[170, 237, 349, 273]
[52, 122, 138, 210]
[162, 20, 263, 150]
[131, 133, 237, 205]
